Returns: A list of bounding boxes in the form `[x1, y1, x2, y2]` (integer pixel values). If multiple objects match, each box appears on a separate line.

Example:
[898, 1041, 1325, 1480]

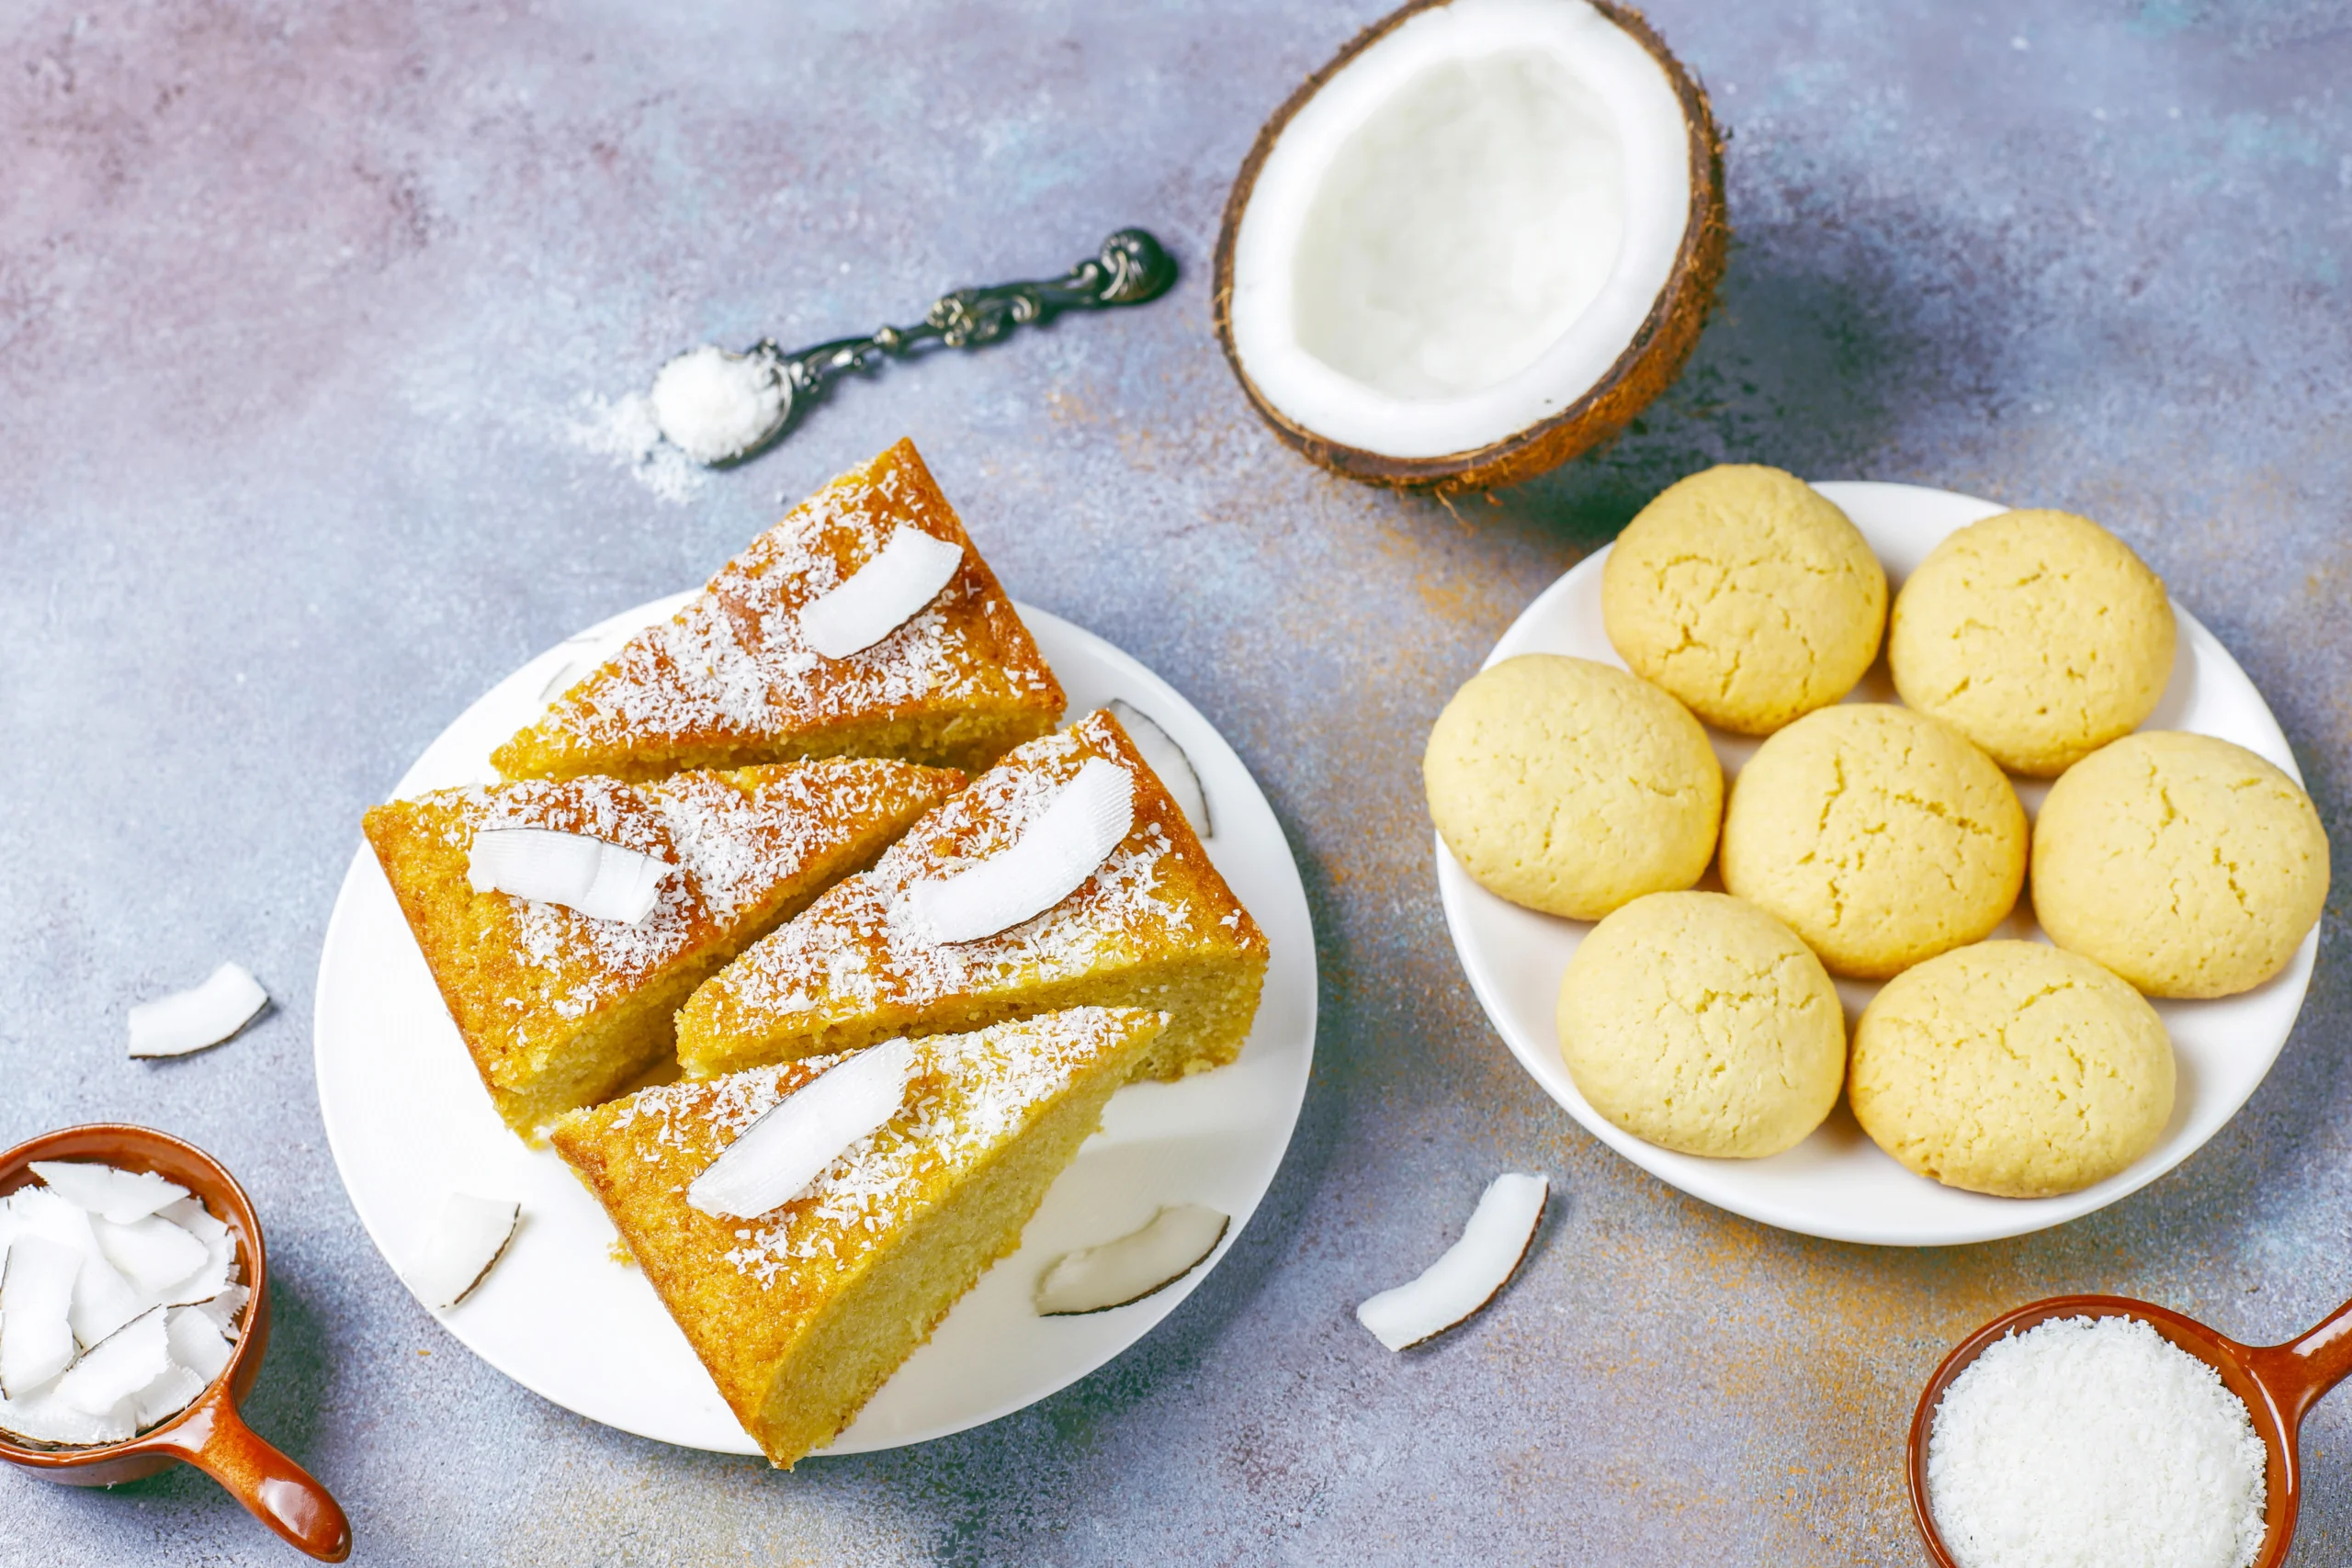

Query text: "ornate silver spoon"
[650, 228, 1176, 466]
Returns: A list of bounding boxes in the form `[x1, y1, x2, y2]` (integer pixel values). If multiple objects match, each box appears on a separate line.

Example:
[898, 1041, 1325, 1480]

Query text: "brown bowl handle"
[150, 1393, 351, 1562]
[2250, 1292, 2352, 1427]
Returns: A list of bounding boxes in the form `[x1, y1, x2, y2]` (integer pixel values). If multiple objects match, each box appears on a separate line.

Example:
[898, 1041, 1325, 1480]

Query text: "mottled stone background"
[2, 1, 2346, 1562]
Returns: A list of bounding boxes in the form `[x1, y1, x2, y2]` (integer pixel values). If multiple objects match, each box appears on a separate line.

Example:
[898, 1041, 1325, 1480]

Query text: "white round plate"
[1437, 481, 2317, 1247]
[315, 598, 1317, 1454]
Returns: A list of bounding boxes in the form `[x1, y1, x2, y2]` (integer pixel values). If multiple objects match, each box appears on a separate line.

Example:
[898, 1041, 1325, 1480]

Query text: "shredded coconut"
[1928, 1314, 2268, 1568]
[562, 391, 706, 504]
[649, 345, 786, 464]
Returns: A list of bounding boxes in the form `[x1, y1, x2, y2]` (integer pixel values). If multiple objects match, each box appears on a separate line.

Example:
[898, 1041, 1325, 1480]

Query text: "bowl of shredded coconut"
[1906, 1290, 2352, 1568]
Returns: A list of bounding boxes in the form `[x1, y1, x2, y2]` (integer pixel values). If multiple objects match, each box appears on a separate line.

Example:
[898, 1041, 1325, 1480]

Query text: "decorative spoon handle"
[763, 228, 1175, 422]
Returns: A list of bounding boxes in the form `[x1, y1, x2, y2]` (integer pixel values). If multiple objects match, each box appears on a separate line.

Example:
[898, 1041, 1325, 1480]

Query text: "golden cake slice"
[674, 709, 1269, 1085]
[492, 438, 1065, 783]
[551, 1007, 1166, 1469]
[363, 759, 962, 1140]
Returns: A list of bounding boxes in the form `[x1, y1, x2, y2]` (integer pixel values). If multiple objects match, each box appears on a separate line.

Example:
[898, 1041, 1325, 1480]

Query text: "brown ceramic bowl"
[0, 1124, 351, 1562]
[1907, 1291, 2352, 1568]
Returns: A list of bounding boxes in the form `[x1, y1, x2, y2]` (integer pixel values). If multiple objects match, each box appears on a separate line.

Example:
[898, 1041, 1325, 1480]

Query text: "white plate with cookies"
[1435, 479, 2319, 1247]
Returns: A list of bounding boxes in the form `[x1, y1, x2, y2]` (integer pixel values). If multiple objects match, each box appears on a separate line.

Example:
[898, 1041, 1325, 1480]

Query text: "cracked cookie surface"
[1889, 508, 2175, 776]
[1721, 704, 2026, 978]
[1601, 465, 1886, 736]
[1425, 655, 1722, 920]
[2032, 730, 2328, 998]
[1556, 892, 1845, 1158]
[1849, 941, 2174, 1198]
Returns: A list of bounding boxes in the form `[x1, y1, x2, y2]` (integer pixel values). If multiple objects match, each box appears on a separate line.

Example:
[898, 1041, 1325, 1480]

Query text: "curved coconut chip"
[467, 827, 672, 925]
[127, 963, 270, 1058]
[797, 525, 966, 660]
[1107, 699, 1211, 839]
[908, 758, 1136, 943]
[405, 1194, 522, 1312]
[688, 1037, 918, 1219]
[1356, 1171, 1547, 1351]
[1035, 1204, 1230, 1315]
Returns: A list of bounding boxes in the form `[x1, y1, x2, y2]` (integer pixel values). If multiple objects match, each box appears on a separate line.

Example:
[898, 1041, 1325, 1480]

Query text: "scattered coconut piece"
[908, 759, 1136, 942]
[66, 1250, 148, 1351]
[93, 1214, 209, 1300]
[797, 525, 967, 660]
[1107, 699, 1212, 839]
[54, 1307, 169, 1416]
[1035, 1204, 1230, 1315]
[467, 827, 673, 925]
[689, 1037, 918, 1219]
[128, 962, 269, 1058]
[404, 1194, 521, 1311]
[165, 1304, 234, 1383]
[132, 1359, 208, 1429]
[29, 1162, 188, 1224]
[1356, 1172, 1548, 1352]
[0, 1236, 81, 1397]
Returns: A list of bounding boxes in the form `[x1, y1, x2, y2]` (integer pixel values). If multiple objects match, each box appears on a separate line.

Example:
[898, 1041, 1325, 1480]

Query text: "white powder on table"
[1928, 1314, 2268, 1568]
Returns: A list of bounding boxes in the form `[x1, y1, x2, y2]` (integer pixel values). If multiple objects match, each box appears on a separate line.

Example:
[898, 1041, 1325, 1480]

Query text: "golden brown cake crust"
[362, 759, 961, 1138]
[492, 438, 1065, 783]
[673, 709, 1269, 1083]
[550, 1007, 1166, 1467]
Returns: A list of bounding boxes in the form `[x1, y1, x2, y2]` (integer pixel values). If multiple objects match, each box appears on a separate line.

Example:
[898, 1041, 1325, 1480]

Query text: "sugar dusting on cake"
[429, 763, 921, 1041]
[524, 449, 1057, 755]
[715, 719, 1208, 1024]
[607, 1010, 1148, 1290]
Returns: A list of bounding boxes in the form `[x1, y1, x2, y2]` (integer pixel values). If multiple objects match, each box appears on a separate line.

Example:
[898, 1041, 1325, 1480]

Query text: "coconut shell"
[1212, 0, 1728, 495]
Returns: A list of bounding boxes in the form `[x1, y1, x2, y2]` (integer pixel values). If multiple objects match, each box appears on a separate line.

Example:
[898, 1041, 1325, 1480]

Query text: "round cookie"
[1557, 892, 1845, 1158]
[2033, 731, 2329, 998]
[1602, 465, 1887, 736]
[1425, 655, 1722, 921]
[1889, 509, 2176, 776]
[1849, 942, 2175, 1198]
[1720, 704, 2027, 979]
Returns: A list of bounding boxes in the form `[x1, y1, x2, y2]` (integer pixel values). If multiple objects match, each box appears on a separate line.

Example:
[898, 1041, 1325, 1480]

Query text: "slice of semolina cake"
[492, 438, 1064, 783]
[364, 759, 961, 1141]
[550, 1006, 1167, 1468]
[673, 709, 1268, 1086]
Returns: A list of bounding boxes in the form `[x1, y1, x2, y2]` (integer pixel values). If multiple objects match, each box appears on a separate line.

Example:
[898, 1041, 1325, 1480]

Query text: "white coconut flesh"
[1228, 0, 1693, 459]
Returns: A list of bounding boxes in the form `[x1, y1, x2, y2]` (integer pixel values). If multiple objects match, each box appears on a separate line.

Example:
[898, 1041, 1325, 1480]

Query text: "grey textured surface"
[2, 0, 2347, 1562]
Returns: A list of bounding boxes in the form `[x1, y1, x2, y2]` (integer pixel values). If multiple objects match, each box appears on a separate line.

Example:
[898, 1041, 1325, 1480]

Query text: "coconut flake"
[688, 1037, 917, 1219]
[1035, 1204, 1230, 1315]
[157, 1195, 227, 1248]
[1356, 1171, 1547, 1352]
[164, 1304, 234, 1383]
[29, 1162, 188, 1225]
[132, 1359, 208, 1428]
[66, 1251, 148, 1350]
[906, 759, 1136, 942]
[404, 1194, 521, 1311]
[468, 827, 673, 924]
[0, 1236, 81, 1397]
[796, 525, 967, 660]
[0, 1386, 131, 1447]
[93, 1215, 209, 1299]
[54, 1307, 169, 1416]
[127, 963, 269, 1058]
[190, 1283, 250, 1341]
[1107, 698, 1212, 839]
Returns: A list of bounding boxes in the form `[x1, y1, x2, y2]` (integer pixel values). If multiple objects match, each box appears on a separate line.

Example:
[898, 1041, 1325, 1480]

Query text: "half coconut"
[1214, 0, 1725, 491]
